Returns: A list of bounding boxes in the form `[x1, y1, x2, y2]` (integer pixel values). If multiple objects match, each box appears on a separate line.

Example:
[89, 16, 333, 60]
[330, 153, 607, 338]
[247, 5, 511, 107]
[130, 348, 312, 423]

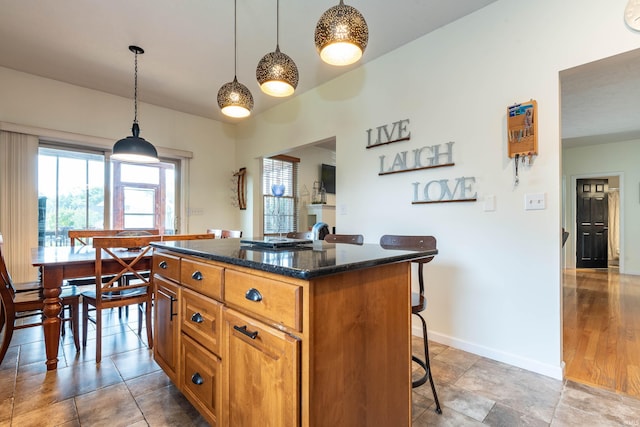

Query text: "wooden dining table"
[31, 245, 152, 370]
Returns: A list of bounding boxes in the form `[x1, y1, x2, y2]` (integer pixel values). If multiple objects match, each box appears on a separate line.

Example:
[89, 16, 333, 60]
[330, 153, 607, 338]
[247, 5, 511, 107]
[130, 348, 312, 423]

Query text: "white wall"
[0, 67, 240, 233]
[563, 139, 640, 274]
[236, 0, 640, 378]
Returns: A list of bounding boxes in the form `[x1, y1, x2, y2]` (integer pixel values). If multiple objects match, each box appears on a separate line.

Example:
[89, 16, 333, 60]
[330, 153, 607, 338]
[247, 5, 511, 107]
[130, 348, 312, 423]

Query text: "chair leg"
[145, 300, 153, 349]
[413, 312, 442, 414]
[95, 308, 102, 363]
[71, 300, 80, 352]
[60, 304, 66, 337]
[0, 311, 15, 365]
[82, 299, 89, 348]
[137, 303, 143, 336]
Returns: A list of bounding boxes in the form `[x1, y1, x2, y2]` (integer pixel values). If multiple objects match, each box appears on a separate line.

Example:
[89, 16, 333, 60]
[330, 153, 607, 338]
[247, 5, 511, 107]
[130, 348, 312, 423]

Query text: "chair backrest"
[221, 230, 242, 238]
[92, 235, 158, 301]
[68, 229, 160, 247]
[286, 231, 312, 240]
[160, 233, 216, 241]
[0, 249, 17, 364]
[379, 235, 437, 296]
[324, 234, 364, 245]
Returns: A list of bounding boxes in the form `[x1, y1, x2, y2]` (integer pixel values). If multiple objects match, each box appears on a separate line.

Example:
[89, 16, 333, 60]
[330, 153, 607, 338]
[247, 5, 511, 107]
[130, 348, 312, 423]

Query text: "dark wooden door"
[576, 179, 608, 268]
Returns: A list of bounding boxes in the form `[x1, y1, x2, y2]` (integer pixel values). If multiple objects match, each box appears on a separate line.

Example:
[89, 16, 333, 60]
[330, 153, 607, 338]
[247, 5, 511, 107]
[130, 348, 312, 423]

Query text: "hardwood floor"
[563, 268, 640, 398]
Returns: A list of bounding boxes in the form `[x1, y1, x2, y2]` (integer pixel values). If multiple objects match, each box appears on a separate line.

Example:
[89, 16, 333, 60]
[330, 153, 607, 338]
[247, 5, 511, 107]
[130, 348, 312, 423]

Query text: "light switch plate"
[484, 195, 496, 212]
[524, 193, 545, 210]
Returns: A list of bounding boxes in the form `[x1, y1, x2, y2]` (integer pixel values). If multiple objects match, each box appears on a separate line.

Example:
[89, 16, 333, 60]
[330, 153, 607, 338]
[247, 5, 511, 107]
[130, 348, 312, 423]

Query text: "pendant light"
[256, 0, 299, 97]
[218, 0, 254, 118]
[112, 45, 159, 163]
[314, 0, 369, 67]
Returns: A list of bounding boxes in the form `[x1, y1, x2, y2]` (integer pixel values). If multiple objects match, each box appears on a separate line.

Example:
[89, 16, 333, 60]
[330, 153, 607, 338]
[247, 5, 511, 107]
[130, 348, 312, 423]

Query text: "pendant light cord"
[133, 49, 139, 125]
[276, 0, 280, 50]
[234, 0, 238, 77]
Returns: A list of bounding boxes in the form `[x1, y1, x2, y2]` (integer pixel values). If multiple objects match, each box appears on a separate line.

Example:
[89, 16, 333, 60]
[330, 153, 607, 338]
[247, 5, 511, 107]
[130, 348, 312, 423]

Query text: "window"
[263, 156, 299, 236]
[38, 145, 177, 246]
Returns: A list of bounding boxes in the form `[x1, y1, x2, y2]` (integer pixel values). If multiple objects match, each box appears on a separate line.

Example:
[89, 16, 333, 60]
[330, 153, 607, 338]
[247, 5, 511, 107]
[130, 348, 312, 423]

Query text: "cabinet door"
[154, 275, 180, 383]
[223, 308, 300, 427]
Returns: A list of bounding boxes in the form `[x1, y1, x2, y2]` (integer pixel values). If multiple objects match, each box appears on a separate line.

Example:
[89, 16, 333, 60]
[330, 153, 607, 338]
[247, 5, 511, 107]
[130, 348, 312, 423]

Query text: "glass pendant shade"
[314, 0, 368, 66]
[113, 123, 159, 163]
[112, 45, 159, 163]
[256, 46, 299, 97]
[217, 76, 254, 118]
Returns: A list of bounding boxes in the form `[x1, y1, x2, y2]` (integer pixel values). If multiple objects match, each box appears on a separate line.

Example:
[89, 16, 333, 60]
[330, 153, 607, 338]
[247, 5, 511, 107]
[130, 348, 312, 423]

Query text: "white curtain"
[0, 131, 39, 282]
[608, 189, 620, 262]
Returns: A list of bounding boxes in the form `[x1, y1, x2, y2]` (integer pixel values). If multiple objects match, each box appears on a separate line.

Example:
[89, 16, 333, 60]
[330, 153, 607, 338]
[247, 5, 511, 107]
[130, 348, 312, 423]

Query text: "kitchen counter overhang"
[151, 238, 437, 280]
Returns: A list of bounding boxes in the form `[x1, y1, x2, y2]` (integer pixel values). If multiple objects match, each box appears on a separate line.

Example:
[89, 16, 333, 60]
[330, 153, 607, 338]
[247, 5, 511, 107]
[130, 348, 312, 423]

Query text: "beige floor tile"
[10, 398, 78, 427]
[483, 402, 549, 426]
[454, 358, 562, 423]
[12, 358, 123, 416]
[75, 382, 145, 427]
[0, 397, 13, 426]
[126, 370, 173, 398]
[110, 347, 159, 380]
[436, 383, 495, 422]
[135, 383, 209, 426]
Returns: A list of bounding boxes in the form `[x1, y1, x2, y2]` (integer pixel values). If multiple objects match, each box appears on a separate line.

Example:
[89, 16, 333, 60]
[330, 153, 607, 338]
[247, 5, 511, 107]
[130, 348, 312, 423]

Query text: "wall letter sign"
[379, 142, 455, 175]
[366, 119, 411, 148]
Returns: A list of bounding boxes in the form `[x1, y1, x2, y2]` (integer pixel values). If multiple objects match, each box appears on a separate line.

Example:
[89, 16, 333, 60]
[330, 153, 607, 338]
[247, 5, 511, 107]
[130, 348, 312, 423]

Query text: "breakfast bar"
[150, 238, 437, 427]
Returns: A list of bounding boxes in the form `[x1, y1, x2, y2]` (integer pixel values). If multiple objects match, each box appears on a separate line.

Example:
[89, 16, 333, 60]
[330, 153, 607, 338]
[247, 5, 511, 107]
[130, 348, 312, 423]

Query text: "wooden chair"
[286, 231, 312, 240]
[324, 233, 364, 245]
[221, 230, 242, 238]
[0, 246, 80, 364]
[68, 229, 159, 247]
[82, 235, 157, 363]
[161, 233, 216, 242]
[379, 234, 441, 414]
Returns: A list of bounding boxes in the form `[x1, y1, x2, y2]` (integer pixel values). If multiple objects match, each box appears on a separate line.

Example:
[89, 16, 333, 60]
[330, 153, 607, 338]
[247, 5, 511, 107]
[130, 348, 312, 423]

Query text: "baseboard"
[414, 326, 564, 380]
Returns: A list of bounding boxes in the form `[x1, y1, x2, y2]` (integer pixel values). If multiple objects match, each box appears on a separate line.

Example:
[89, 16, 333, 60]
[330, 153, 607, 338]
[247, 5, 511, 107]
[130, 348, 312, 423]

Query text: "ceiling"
[0, 0, 498, 123]
[2, 1, 638, 144]
[561, 48, 640, 148]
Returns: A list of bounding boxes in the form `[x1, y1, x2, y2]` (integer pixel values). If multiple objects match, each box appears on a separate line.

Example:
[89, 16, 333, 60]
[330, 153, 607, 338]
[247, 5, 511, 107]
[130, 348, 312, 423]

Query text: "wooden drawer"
[181, 333, 221, 427]
[225, 270, 302, 331]
[181, 258, 224, 300]
[153, 252, 181, 282]
[181, 287, 223, 356]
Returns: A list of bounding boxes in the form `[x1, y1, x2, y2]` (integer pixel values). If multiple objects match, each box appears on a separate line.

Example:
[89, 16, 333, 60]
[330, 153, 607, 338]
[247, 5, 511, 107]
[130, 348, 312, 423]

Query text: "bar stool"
[380, 234, 442, 414]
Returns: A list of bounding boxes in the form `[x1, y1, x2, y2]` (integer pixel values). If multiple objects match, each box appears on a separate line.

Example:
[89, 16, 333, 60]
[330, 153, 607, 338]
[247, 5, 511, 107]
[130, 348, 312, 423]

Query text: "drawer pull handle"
[245, 288, 263, 302]
[191, 312, 204, 323]
[234, 325, 258, 339]
[191, 373, 204, 385]
[191, 271, 203, 281]
[158, 260, 168, 269]
[170, 296, 177, 320]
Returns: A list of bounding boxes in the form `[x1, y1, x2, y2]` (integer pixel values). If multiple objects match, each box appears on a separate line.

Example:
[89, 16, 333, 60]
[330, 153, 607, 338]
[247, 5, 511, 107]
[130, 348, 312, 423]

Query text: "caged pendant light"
[218, 0, 254, 118]
[112, 45, 159, 163]
[314, 0, 368, 67]
[256, 0, 299, 97]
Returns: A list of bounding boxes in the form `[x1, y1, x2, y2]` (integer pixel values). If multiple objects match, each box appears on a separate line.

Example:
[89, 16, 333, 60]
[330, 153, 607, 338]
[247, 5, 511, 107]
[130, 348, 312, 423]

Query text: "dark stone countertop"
[151, 238, 437, 280]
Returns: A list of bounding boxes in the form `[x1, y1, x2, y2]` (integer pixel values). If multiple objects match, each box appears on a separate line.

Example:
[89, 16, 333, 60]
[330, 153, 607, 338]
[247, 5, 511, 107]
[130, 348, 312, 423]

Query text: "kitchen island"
[151, 238, 437, 427]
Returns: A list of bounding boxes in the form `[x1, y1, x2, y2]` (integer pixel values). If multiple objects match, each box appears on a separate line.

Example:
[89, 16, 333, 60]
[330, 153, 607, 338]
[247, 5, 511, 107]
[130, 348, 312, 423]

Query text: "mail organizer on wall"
[507, 100, 538, 158]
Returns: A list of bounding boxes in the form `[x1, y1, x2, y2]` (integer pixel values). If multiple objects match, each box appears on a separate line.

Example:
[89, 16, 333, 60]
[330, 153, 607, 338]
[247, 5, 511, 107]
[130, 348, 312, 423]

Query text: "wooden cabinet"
[153, 249, 412, 427]
[153, 275, 180, 384]
[181, 333, 222, 425]
[222, 308, 299, 427]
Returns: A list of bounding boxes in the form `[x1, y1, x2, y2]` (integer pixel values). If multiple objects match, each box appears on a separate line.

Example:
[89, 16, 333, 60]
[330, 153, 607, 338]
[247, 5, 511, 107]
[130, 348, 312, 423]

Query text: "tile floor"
[2, 312, 640, 426]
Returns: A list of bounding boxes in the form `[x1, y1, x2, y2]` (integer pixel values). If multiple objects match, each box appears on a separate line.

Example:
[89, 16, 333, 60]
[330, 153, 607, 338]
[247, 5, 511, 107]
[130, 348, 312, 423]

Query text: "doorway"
[561, 49, 640, 396]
